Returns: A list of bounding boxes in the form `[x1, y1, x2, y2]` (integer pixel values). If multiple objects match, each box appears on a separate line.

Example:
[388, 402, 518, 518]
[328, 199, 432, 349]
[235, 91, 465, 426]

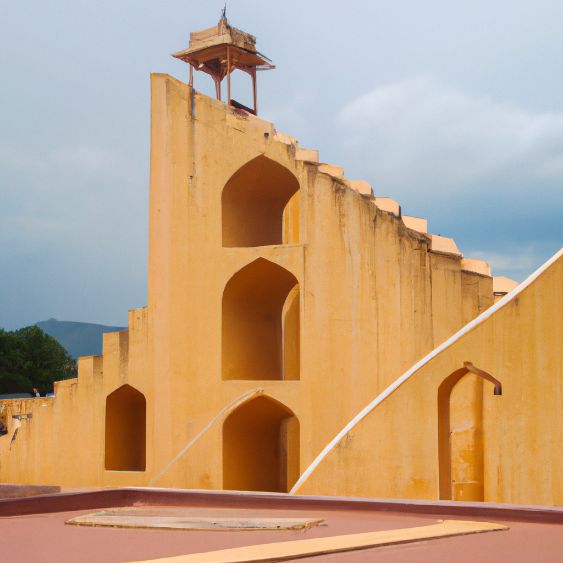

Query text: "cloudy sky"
[1, 0, 562, 329]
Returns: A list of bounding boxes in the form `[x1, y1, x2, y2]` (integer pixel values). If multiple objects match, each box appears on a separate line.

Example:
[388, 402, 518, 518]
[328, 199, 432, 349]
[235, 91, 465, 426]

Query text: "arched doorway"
[222, 155, 300, 247]
[105, 384, 146, 471]
[438, 363, 501, 501]
[222, 396, 300, 492]
[222, 258, 300, 380]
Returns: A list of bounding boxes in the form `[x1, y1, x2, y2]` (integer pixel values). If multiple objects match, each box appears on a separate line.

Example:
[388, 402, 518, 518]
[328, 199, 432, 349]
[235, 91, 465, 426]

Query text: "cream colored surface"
[318, 163, 345, 177]
[272, 131, 296, 145]
[493, 275, 519, 294]
[402, 215, 428, 233]
[461, 258, 491, 276]
[344, 179, 373, 196]
[294, 147, 319, 162]
[124, 520, 508, 563]
[373, 196, 401, 216]
[431, 234, 462, 256]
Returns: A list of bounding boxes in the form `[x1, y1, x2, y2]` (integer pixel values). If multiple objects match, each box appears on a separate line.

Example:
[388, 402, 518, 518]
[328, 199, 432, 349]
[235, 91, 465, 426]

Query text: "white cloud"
[467, 246, 559, 281]
[335, 76, 563, 199]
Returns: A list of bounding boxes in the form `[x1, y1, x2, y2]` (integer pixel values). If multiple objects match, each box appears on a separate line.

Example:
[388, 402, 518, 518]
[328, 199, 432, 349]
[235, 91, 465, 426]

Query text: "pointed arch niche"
[222, 155, 300, 247]
[438, 363, 501, 501]
[105, 384, 146, 471]
[222, 258, 300, 381]
[223, 395, 300, 492]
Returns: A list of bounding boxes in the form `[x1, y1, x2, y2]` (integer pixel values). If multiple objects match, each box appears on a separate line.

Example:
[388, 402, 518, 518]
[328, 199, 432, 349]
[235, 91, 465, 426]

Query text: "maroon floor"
[0, 489, 561, 562]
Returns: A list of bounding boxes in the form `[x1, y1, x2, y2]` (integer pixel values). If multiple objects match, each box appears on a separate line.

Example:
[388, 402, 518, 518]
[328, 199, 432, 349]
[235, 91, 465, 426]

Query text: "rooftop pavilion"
[172, 11, 274, 115]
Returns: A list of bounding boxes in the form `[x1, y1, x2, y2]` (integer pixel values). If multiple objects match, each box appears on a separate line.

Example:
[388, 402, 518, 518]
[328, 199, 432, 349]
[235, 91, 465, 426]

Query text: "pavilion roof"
[172, 16, 274, 77]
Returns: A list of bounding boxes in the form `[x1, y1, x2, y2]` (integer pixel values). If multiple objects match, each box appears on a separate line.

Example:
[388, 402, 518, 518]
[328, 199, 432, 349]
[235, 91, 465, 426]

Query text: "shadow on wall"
[222, 258, 300, 381]
[105, 384, 146, 471]
[222, 155, 300, 247]
[438, 363, 502, 501]
[223, 395, 299, 492]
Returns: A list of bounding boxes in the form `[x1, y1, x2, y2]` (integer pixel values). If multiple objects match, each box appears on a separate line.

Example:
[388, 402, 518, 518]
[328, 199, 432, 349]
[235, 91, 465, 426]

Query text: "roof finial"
[221, 3, 227, 21]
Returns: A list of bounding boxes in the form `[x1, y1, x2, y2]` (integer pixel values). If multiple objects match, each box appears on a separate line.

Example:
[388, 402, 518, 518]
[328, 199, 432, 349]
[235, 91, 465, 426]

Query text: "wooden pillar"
[189, 65, 193, 87]
[214, 77, 221, 100]
[252, 68, 257, 115]
[227, 46, 231, 106]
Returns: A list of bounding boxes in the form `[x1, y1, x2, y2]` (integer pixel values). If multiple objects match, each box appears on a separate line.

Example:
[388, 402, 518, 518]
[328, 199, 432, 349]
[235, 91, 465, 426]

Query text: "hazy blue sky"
[1, 1, 562, 329]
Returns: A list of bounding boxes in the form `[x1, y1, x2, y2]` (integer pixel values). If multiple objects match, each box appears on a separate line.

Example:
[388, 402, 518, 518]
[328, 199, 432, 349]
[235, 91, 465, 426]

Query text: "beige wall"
[1, 74, 511, 498]
[297, 254, 562, 505]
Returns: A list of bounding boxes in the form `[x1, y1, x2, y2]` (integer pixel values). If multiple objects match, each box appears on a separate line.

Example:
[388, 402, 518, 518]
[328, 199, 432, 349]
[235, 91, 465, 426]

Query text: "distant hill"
[35, 318, 126, 359]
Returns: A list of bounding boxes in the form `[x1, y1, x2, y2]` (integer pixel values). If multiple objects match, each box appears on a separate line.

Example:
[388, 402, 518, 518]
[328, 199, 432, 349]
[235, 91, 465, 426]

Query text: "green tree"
[0, 329, 31, 392]
[0, 327, 75, 395]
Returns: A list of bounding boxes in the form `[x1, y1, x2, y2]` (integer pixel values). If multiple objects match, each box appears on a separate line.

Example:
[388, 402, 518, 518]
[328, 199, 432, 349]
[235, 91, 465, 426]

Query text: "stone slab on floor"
[66, 508, 324, 531]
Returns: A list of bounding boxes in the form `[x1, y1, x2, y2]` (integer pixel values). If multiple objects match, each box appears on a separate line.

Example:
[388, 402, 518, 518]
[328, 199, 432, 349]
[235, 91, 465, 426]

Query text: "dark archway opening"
[222, 258, 300, 380]
[223, 396, 300, 492]
[438, 363, 501, 501]
[105, 384, 146, 471]
[222, 155, 300, 247]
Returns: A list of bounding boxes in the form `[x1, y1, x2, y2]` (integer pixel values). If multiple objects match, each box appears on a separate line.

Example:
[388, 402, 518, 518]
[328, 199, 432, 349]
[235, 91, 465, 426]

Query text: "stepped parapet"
[344, 179, 373, 196]
[402, 215, 428, 233]
[318, 163, 345, 178]
[430, 234, 462, 257]
[294, 147, 319, 162]
[493, 275, 518, 296]
[372, 197, 401, 217]
[273, 131, 297, 145]
[461, 258, 491, 276]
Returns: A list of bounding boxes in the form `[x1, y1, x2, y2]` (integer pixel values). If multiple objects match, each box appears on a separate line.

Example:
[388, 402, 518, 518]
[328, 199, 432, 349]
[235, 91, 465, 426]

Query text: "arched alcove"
[223, 395, 300, 492]
[105, 384, 146, 471]
[222, 258, 300, 380]
[438, 364, 501, 501]
[222, 155, 300, 247]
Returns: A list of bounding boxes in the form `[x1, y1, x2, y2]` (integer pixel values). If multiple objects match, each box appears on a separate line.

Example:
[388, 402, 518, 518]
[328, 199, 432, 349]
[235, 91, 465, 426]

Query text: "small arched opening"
[438, 363, 501, 501]
[222, 155, 300, 247]
[105, 384, 146, 471]
[222, 395, 300, 492]
[222, 258, 300, 380]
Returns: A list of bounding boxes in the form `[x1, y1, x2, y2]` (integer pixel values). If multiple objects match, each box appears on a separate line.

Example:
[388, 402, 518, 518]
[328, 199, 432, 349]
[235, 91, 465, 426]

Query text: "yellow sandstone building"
[1, 17, 561, 506]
